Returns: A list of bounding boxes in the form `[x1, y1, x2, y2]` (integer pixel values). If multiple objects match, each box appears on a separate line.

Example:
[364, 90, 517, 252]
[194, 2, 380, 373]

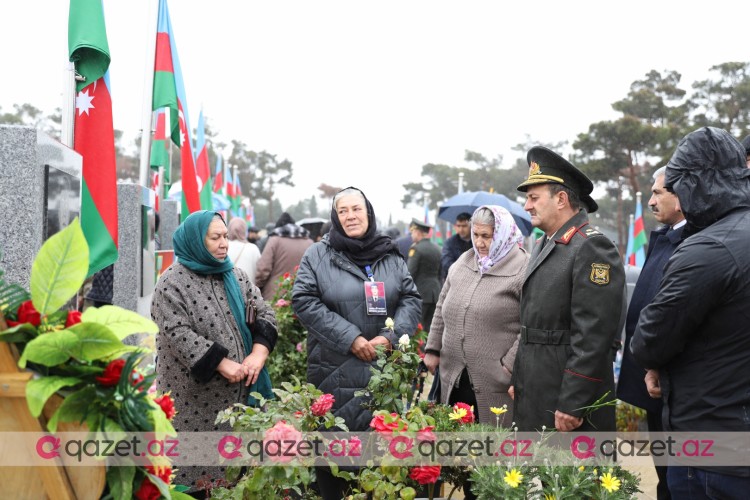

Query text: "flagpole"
[61, 61, 77, 148]
[138, 0, 159, 187]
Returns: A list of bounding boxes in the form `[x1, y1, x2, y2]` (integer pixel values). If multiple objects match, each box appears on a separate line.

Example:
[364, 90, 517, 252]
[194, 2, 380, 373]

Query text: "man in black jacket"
[440, 212, 472, 281]
[631, 127, 750, 498]
[617, 165, 685, 500]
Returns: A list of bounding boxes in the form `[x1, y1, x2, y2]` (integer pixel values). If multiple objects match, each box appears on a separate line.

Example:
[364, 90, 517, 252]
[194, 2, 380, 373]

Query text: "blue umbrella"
[438, 191, 532, 236]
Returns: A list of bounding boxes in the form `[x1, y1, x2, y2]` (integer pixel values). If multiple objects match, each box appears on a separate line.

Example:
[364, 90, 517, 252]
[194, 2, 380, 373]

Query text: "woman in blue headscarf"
[152, 210, 277, 493]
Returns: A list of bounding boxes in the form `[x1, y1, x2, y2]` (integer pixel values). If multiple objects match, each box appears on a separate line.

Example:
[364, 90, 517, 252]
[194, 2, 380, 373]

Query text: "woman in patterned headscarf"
[424, 205, 528, 427]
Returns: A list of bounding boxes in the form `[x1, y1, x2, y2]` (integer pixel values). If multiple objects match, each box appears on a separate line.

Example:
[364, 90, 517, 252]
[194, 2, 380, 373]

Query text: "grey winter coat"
[292, 238, 422, 431]
[152, 262, 277, 491]
[426, 247, 528, 425]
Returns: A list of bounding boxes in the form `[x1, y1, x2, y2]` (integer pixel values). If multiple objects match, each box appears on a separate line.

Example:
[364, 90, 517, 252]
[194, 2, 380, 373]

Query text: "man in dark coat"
[510, 146, 625, 433]
[631, 127, 750, 497]
[440, 212, 473, 281]
[407, 218, 442, 331]
[617, 166, 685, 500]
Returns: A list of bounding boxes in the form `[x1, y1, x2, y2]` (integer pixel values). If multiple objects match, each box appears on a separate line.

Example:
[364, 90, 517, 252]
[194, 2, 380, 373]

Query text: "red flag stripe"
[154, 33, 174, 73]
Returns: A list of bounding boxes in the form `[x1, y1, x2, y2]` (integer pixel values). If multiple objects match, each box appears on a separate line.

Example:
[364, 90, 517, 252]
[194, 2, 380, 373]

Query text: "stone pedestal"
[0, 126, 81, 289]
[158, 199, 179, 250]
[112, 183, 156, 321]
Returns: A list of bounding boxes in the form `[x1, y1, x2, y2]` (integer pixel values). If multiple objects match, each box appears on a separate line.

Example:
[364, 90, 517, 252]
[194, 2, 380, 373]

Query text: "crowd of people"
[150, 128, 750, 499]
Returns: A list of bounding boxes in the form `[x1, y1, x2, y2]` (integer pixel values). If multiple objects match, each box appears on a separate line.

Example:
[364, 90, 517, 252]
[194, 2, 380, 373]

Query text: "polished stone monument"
[0, 126, 81, 289]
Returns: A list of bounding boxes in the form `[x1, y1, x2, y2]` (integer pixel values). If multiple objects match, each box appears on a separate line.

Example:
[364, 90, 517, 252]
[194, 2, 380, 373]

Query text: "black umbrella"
[438, 191, 532, 236]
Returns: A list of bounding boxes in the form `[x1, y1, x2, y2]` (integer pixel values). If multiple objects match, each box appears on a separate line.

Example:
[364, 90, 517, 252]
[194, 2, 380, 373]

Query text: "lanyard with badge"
[364, 265, 387, 315]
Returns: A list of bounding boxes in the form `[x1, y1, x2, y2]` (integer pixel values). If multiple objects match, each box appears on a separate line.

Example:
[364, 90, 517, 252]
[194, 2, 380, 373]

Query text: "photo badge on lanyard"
[365, 281, 387, 316]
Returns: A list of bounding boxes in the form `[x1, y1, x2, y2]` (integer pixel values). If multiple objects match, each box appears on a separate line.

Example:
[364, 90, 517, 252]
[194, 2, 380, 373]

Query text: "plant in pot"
[0, 219, 190, 499]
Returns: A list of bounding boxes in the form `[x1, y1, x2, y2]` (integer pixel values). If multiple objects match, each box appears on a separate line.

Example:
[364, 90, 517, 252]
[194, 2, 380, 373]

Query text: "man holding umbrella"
[509, 146, 625, 433]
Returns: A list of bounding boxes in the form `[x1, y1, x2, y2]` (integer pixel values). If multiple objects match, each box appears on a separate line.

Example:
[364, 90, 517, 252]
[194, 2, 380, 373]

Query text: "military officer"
[509, 146, 625, 433]
[407, 219, 442, 331]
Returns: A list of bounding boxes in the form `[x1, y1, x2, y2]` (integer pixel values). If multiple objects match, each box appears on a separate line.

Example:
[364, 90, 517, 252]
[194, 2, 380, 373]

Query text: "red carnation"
[65, 310, 82, 328]
[310, 394, 335, 417]
[134, 477, 160, 500]
[16, 301, 41, 327]
[409, 465, 441, 485]
[154, 394, 176, 420]
[147, 464, 172, 484]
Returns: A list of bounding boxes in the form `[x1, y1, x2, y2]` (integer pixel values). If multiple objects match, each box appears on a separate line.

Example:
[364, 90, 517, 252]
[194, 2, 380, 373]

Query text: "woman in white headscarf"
[424, 205, 528, 426]
[227, 217, 261, 283]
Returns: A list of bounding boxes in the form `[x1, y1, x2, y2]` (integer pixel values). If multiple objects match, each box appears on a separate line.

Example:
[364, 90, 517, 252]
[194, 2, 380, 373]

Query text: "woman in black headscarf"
[292, 187, 421, 499]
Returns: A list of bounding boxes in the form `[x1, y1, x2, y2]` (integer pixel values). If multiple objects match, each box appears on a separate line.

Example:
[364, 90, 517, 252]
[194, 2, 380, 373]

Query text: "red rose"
[16, 301, 41, 327]
[65, 310, 82, 328]
[134, 477, 160, 500]
[283, 272, 291, 280]
[416, 323, 424, 331]
[154, 394, 176, 420]
[310, 394, 335, 417]
[370, 412, 407, 437]
[96, 359, 125, 386]
[96, 359, 142, 387]
[416, 425, 436, 442]
[409, 465, 441, 485]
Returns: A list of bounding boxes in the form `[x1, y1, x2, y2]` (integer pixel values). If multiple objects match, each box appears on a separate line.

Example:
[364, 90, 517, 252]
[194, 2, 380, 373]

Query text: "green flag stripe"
[81, 179, 117, 276]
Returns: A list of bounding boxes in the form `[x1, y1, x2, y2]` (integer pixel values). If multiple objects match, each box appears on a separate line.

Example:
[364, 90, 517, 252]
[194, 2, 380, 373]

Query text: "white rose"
[385, 317, 395, 330]
[398, 334, 410, 349]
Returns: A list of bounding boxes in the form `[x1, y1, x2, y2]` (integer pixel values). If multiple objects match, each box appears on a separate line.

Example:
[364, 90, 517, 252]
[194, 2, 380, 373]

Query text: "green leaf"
[25, 376, 81, 417]
[170, 492, 198, 500]
[68, 323, 125, 361]
[107, 464, 135, 500]
[80, 305, 159, 340]
[18, 330, 78, 368]
[0, 323, 37, 343]
[30, 218, 89, 315]
[47, 385, 96, 432]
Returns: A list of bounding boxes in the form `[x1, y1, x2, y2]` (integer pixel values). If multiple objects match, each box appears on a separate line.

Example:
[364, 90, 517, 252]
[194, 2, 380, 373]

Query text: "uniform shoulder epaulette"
[555, 222, 591, 245]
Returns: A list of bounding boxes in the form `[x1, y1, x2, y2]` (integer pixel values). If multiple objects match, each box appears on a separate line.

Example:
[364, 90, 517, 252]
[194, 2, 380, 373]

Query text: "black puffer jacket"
[631, 128, 750, 474]
[292, 237, 421, 431]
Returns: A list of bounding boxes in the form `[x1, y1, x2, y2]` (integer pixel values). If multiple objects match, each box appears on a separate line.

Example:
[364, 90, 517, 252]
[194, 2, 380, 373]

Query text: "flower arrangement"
[211, 376, 347, 499]
[0, 219, 189, 499]
[267, 267, 308, 384]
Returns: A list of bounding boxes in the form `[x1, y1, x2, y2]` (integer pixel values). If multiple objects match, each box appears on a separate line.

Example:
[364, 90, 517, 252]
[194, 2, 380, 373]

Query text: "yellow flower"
[600, 472, 621, 493]
[490, 405, 508, 415]
[593, 468, 598, 476]
[503, 468, 523, 488]
[578, 465, 585, 472]
[449, 407, 468, 421]
[544, 494, 556, 500]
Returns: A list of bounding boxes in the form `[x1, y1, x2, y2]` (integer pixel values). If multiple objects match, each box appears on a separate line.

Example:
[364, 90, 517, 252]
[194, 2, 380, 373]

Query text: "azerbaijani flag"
[153, 0, 200, 220]
[213, 155, 224, 194]
[69, 0, 118, 277]
[231, 171, 242, 216]
[195, 110, 212, 209]
[629, 197, 647, 267]
[149, 108, 170, 183]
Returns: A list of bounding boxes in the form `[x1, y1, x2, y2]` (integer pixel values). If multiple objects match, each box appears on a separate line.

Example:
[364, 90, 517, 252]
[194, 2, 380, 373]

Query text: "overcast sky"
[3, 0, 747, 224]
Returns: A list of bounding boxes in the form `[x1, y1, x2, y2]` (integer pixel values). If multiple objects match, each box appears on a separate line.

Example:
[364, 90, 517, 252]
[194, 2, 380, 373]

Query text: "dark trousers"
[315, 466, 354, 500]
[667, 467, 750, 500]
[647, 409, 671, 500]
[422, 302, 436, 332]
[447, 369, 478, 500]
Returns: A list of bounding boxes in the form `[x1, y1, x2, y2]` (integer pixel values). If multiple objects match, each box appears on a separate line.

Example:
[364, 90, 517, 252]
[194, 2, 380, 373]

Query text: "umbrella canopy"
[296, 217, 328, 226]
[438, 191, 533, 236]
[167, 181, 232, 211]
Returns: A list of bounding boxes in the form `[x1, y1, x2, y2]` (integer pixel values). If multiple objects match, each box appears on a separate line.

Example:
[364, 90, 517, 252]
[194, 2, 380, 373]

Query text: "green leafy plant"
[266, 267, 308, 384]
[212, 376, 348, 500]
[0, 219, 191, 500]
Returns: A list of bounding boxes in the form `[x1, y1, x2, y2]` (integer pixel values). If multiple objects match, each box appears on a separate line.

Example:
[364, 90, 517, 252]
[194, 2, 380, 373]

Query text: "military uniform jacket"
[512, 210, 625, 432]
[408, 238, 442, 303]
